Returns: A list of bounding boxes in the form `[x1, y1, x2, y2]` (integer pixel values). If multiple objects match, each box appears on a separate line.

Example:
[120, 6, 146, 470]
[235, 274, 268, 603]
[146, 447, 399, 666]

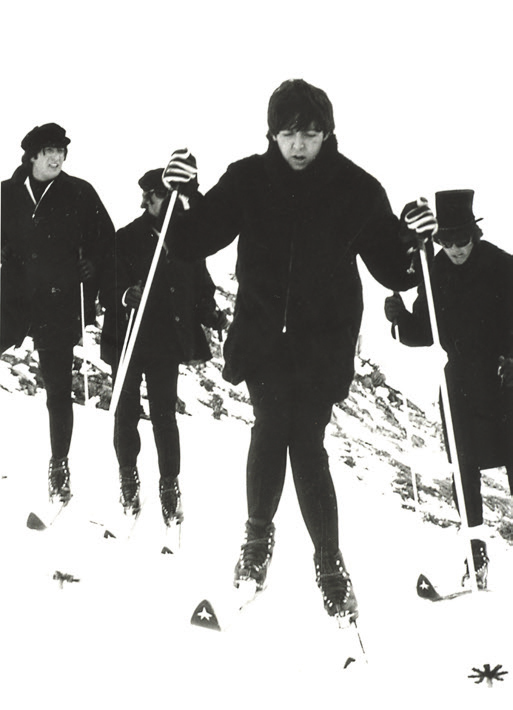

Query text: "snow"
[1, 349, 513, 710]
[2, 0, 513, 704]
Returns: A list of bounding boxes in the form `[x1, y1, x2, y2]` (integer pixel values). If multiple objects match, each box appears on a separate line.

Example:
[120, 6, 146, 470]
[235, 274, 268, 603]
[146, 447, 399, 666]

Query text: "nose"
[292, 132, 305, 150]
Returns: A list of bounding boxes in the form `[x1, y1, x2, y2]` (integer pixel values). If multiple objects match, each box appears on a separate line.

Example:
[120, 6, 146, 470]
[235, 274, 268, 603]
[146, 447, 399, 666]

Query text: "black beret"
[21, 123, 70, 154]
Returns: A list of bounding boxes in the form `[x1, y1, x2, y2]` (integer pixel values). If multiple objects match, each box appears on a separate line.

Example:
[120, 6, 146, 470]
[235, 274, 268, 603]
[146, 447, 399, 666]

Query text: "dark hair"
[267, 79, 335, 139]
[466, 222, 484, 243]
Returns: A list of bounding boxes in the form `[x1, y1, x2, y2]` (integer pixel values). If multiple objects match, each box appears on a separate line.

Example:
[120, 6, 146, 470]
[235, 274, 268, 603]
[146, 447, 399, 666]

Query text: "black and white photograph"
[1, 1, 512, 708]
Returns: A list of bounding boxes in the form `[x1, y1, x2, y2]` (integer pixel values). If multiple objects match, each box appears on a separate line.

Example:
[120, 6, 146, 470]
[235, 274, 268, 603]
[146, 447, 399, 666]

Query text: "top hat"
[138, 168, 166, 193]
[21, 123, 70, 154]
[435, 189, 482, 235]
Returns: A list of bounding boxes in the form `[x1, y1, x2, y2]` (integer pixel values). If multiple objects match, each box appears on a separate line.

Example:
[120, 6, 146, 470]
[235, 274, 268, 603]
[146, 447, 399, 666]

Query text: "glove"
[79, 258, 95, 281]
[124, 283, 143, 309]
[205, 308, 230, 340]
[214, 309, 229, 331]
[384, 292, 406, 324]
[498, 356, 513, 388]
[400, 197, 438, 250]
[162, 148, 198, 196]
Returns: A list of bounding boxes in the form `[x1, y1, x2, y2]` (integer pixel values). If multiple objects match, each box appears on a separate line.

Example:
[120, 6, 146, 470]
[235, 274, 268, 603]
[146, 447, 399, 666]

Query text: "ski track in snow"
[1, 363, 513, 709]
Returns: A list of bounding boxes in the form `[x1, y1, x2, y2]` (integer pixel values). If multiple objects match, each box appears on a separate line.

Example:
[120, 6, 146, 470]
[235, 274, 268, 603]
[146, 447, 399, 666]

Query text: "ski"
[89, 500, 182, 554]
[26, 497, 73, 531]
[416, 573, 491, 602]
[332, 614, 367, 669]
[117, 506, 141, 540]
[190, 578, 261, 632]
[191, 582, 367, 668]
[161, 517, 182, 555]
[89, 505, 142, 542]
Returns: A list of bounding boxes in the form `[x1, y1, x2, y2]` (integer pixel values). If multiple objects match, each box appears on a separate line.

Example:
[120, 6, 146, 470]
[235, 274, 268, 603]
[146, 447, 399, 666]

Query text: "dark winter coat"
[394, 240, 513, 469]
[1, 166, 115, 352]
[99, 211, 221, 367]
[168, 136, 420, 402]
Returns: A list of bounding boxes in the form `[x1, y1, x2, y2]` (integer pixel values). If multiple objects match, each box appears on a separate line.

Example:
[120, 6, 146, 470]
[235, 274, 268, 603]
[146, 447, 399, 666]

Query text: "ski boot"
[160, 478, 184, 526]
[314, 549, 358, 620]
[119, 466, 141, 517]
[461, 539, 489, 590]
[234, 520, 276, 591]
[48, 457, 71, 504]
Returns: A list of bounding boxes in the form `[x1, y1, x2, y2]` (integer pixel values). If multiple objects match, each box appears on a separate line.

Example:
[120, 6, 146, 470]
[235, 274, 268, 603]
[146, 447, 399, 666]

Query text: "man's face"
[141, 190, 166, 219]
[31, 146, 66, 181]
[440, 235, 474, 265]
[273, 123, 327, 171]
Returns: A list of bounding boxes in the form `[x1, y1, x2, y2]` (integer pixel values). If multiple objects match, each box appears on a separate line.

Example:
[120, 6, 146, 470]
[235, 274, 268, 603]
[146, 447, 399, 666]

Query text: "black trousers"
[450, 448, 512, 528]
[245, 336, 339, 555]
[112, 348, 180, 484]
[38, 346, 74, 460]
[442, 387, 513, 528]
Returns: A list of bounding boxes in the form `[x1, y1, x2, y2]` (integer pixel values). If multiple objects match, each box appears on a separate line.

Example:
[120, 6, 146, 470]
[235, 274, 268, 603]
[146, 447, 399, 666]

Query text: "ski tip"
[27, 512, 47, 531]
[103, 529, 116, 539]
[190, 599, 222, 631]
[161, 546, 174, 555]
[417, 573, 442, 601]
[343, 656, 357, 669]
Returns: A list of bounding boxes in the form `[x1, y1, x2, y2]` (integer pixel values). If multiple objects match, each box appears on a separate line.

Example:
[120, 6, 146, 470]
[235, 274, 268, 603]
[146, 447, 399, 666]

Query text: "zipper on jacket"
[25, 176, 54, 217]
[282, 238, 295, 333]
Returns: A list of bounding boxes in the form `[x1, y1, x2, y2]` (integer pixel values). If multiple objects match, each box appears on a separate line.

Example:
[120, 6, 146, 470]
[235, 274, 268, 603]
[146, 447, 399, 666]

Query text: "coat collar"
[25, 175, 55, 206]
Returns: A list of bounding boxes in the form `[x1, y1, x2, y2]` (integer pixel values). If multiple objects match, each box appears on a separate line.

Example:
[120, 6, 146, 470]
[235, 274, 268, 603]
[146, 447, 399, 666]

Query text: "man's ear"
[272, 135, 277, 142]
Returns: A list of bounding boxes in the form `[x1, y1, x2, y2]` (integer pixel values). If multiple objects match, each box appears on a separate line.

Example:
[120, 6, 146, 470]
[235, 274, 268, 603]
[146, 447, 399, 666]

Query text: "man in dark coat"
[1, 123, 115, 502]
[162, 79, 435, 619]
[385, 189, 513, 588]
[100, 168, 227, 523]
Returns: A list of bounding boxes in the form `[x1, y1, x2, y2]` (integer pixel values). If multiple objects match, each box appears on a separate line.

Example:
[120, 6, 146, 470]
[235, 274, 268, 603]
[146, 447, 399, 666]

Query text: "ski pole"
[119, 308, 135, 371]
[78, 247, 89, 406]
[112, 308, 135, 400]
[392, 302, 420, 513]
[109, 189, 179, 415]
[413, 235, 479, 592]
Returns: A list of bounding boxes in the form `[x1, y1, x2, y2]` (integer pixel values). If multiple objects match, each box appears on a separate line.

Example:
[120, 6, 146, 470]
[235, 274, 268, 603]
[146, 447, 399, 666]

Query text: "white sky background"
[2, 0, 512, 408]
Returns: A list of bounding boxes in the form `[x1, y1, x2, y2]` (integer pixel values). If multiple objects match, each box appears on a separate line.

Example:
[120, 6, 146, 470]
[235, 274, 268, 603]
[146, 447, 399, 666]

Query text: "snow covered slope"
[1, 333, 513, 709]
